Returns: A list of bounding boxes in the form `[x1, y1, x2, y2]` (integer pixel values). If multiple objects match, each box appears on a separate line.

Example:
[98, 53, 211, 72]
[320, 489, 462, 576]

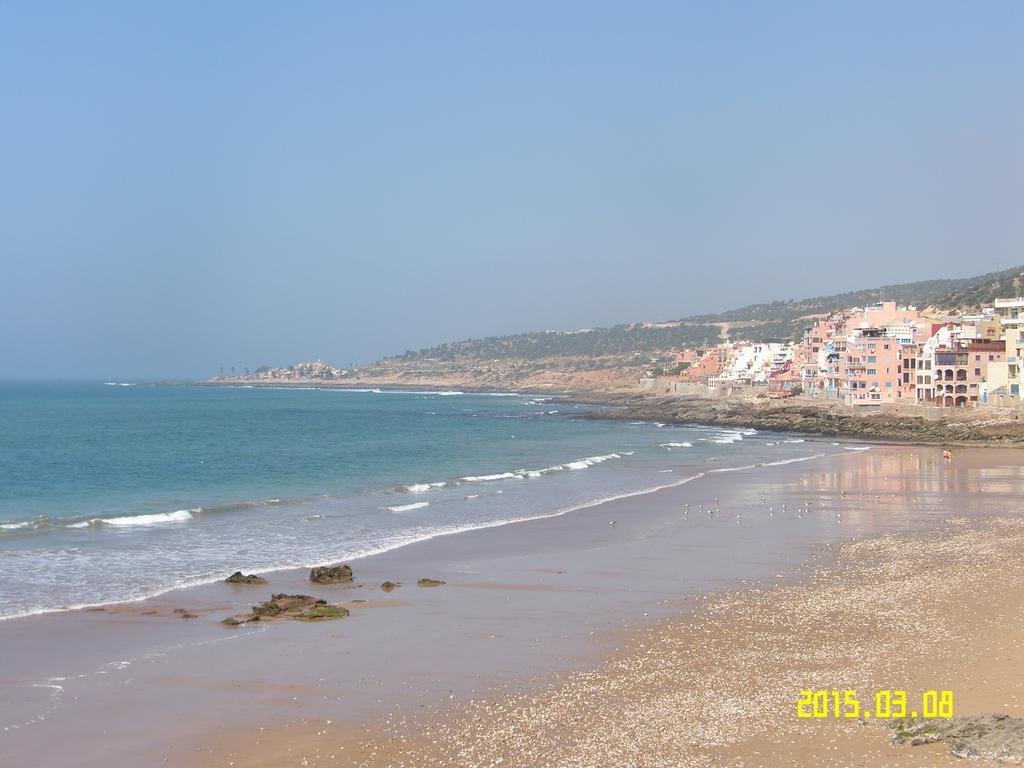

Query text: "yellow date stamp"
[796, 689, 953, 719]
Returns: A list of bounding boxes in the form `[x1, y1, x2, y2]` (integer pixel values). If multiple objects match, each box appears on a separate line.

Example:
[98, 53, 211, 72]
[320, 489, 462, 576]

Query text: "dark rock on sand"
[309, 564, 354, 584]
[381, 581, 402, 592]
[223, 593, 349, 625]
[225, 571, 268, 585]
[891, 714, 1024, 762]
[252, 593, 324, 617]
[179, 612, 198, 619]
[417, 578, 446, 587]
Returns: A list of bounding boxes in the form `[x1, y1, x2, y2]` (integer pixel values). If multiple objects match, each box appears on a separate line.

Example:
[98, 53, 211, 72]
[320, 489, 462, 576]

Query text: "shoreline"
[0, 465, 711, 625]
[196, 378, 1024, 444]
[4, 444, 1023, 766]
[204, 511, 1024, 768]
[571, 389, 1024, 446]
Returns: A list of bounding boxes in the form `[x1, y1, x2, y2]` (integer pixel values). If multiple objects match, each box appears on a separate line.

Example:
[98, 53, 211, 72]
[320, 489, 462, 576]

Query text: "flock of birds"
[607, 485, 911, 527]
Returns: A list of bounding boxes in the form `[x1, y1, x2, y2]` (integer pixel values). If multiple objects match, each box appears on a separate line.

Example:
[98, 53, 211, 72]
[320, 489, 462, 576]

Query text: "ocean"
[0, 381, 843, 620]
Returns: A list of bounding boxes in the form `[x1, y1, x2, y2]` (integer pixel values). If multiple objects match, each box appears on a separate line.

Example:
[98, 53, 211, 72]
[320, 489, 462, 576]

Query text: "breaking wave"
[67, 509, 199, 528]
[386, 501, 430, 513]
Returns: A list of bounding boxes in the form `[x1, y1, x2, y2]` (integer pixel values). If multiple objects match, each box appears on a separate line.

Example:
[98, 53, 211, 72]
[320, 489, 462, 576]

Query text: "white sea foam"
[386, 501, 430, 513]
[400, 482, 446, 493]
[843, 446, 871, 451]
[0, 521, 32, 530]
[659, 442, 693, 449]
[760, 454, 824, 467]
[783, 439, 805, 443]
[68, 509, 199, 529]
[710, 429, 751, 444]
[458, 452, 623, 484]
[460, 471, 523, 482]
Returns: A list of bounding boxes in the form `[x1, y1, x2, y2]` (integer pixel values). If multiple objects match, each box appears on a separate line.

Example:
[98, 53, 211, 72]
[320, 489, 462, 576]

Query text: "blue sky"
[2, 2, 1022, 378]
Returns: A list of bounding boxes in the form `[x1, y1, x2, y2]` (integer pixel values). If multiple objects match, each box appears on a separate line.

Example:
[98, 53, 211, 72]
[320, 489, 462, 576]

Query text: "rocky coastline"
[573, 390, 1024, 445]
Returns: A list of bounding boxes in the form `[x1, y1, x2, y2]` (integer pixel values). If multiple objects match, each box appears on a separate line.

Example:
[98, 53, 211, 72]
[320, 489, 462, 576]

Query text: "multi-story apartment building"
[994, 297, 1024, 329]
[841, 328, 905, 406]
[932, 341, 1005, 407]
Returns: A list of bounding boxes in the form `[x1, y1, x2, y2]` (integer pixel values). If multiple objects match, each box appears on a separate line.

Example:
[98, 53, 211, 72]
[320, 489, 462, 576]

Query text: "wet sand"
[2, 444, 1023, 766]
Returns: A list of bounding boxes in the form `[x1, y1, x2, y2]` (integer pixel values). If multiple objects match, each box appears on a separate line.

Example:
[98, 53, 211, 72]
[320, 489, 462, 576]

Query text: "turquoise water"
[0, 382, 832, 618]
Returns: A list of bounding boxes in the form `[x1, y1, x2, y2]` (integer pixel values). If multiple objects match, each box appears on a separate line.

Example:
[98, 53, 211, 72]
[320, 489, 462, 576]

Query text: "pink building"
[841, 329, 905, 405]
[931, 341, 1006, 407]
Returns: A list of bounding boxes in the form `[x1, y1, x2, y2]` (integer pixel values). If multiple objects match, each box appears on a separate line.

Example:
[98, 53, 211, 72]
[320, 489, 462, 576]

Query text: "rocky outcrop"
[576, 391, 1024, 445]
[225, 571, 267, 585]
[417, 578, 446, 587]
[310, 564, 354, 584]
[251, 593, 322, 617]
[381, 581, 402, 592]
[221, 592, 349, 625]
[891, 713, 1024, 762]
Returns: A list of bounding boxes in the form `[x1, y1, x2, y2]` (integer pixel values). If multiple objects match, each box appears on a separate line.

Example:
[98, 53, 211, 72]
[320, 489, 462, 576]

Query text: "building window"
[975, 368, 981, 376]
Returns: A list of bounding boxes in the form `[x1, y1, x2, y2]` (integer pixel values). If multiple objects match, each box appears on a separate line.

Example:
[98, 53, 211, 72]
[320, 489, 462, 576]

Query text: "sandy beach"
[4, 444, 1024, 767]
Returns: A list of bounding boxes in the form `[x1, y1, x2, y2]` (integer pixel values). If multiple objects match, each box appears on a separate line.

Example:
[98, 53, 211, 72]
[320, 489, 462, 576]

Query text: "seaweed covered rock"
[252, 593, 324, 617]
[381, 581, 402, 592]
[309, 564, 354, 584]
[295, 604, 350, 622]
[417, 578, 446, 587]
[225, 571, 267, 585]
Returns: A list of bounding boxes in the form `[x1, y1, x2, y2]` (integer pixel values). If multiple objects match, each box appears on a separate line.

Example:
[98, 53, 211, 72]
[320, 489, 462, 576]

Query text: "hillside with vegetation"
[384, 265, 1024, 366]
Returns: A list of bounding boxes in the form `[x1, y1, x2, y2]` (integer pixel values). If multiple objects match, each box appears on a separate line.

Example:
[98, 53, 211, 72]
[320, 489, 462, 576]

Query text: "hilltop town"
[652, 298, 1023, 409]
